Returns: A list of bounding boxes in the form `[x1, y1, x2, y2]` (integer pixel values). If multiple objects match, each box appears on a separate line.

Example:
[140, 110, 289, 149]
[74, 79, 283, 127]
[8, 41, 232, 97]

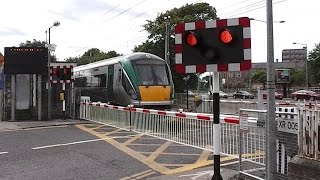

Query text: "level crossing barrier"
[80, 102, 259, 156]
[79, 102, 311, 179]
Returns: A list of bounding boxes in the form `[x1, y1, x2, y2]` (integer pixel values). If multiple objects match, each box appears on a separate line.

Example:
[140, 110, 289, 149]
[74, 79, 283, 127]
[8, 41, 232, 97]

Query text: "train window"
[118, 69, 122, 83]
[92, 76, 99, 87]
[75, 77, 87, 87]
[97, 74, 106, 87]
[86, 77, 92, 87]
[122, 72, 137, 100]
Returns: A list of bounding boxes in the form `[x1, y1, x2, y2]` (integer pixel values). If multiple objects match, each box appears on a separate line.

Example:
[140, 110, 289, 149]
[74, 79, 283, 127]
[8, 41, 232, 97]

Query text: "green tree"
[66, 48, 121, 65]
[252, 69, 267, 89]
[19, 39, 57, 62]
[308, 43, 320, 84]
[133, 2, 217, 92]
[290, 69, 305, 86]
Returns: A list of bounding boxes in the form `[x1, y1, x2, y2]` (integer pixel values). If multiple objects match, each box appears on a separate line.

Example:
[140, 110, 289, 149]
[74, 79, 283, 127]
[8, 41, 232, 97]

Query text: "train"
[73, 52, 175, 109]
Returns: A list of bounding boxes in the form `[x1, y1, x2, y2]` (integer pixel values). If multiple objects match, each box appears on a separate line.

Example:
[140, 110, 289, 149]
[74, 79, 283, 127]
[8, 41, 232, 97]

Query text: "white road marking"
[32, 135, 136, 150]
[0, 151, 8, 155]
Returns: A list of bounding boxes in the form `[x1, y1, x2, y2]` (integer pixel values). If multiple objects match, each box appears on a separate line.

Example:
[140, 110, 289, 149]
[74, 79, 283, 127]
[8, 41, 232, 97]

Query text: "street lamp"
[250, 18, 285, 23]
[47, 21, 60, 119]
[293, 42, 308, 89]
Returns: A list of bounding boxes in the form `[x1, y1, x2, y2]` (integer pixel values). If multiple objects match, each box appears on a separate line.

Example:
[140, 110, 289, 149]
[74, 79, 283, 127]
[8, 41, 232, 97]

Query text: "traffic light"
[175, 17, 251, 74]
[56, 68, 72, 80]
[182, 26, 244, 64]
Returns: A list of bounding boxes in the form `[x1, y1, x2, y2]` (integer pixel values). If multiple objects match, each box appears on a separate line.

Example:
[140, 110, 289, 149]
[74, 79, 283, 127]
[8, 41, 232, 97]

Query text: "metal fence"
[238, 109, 267, 180]
[298, 104, 320, 161]
[80, 102, 246, 154]
[78, 102, 313, 179]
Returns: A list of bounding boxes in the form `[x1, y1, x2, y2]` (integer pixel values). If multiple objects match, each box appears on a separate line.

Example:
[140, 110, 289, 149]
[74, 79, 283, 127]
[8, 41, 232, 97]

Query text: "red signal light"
[63, 68, 68, 75]
[219, 29, 233, 44]
[185, 31, 198, 47]
[52, 69, 57, 75]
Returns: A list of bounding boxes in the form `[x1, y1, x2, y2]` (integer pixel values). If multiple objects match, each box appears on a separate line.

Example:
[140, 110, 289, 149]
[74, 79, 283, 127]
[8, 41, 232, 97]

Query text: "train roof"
[73, 52, 164, 72]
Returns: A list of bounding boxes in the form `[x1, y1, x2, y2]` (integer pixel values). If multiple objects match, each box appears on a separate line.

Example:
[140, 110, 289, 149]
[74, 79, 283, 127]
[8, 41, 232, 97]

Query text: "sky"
[0, 0, 319, 63]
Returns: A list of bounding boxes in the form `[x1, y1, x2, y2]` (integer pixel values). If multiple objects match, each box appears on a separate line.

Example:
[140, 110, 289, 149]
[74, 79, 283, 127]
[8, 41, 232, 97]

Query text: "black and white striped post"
[211, 72, 223, 180]
[62, 82, 65, 119]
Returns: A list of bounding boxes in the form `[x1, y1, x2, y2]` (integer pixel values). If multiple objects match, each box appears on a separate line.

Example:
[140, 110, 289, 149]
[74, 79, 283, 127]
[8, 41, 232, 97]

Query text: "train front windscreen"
[131, 59, 171, 102]
[131, 59, 170, 86]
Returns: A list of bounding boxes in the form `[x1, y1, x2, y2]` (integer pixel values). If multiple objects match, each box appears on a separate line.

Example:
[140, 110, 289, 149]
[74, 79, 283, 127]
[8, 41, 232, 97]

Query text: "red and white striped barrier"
[82, 102, 259, 124]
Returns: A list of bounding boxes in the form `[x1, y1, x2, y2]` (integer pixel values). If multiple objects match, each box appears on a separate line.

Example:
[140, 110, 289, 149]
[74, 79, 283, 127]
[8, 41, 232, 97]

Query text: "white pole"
[62, 82, 65, 119]
[211, 72, 222, 180]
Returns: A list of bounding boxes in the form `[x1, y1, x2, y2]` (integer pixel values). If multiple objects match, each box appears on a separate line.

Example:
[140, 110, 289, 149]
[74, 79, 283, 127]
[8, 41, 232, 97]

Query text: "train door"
[113, 64, 123, 104]
[107, 65, 114, 103]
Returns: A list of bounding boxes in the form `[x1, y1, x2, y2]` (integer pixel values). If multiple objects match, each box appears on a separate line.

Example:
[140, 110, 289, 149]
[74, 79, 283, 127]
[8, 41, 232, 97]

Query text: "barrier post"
[211, 72, 223, 180]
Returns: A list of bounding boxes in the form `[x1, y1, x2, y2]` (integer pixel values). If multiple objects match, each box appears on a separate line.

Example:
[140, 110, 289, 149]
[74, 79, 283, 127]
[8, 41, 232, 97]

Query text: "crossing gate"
[238, 109, 267, 180]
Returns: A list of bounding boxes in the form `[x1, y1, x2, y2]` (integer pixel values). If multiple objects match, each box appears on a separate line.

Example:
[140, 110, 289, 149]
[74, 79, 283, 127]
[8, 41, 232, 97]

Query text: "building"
[282, 48, 307, 63]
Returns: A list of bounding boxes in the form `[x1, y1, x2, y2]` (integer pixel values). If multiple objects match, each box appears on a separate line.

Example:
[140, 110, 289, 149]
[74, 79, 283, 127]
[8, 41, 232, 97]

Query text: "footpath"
[0, 119, 90, 131]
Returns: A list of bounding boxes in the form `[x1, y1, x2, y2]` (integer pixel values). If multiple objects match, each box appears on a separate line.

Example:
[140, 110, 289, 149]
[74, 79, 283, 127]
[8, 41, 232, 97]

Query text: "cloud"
[48, 0, 152, 22]
[0, 27, 27, 36]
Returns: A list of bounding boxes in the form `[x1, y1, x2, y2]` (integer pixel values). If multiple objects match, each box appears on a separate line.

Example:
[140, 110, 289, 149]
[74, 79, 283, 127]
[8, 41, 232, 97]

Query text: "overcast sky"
[0, 0, 318, 63]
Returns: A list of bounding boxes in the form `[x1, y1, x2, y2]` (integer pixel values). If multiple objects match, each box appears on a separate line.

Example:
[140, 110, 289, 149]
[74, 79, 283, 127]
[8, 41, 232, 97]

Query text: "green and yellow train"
[74, 52, 174, 109]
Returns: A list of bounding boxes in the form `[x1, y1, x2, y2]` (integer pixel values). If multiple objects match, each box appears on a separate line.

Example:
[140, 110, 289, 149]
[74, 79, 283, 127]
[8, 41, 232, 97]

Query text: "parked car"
[219, 91, 228, 99]
[290, 90, 320, 101]
[262, 92, 283, 100]
[233, 91, 254, 99]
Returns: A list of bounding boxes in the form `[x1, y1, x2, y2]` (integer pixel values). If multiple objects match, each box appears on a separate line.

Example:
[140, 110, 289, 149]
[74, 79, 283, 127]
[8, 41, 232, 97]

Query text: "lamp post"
[293, 42, 308, 89]
[250, 18, 286, 23]
[250, 18, 285, 24]
[47, 21, 60, 119]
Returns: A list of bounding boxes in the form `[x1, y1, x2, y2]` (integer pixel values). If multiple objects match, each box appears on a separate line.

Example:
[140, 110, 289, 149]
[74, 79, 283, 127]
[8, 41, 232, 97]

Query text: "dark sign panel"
[4, 47, 48, 74]
[276, 69, 290, 83]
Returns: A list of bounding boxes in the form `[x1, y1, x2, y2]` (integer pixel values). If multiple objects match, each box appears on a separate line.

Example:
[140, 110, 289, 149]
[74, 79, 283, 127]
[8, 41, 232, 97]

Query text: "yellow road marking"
[128, 143, 163, 146]
[76, 124, 171, 174]
[1, 125, 68, 132]
[104, 128, 123, 136]
[107, 131, 136, 134]
[92, 124, 106, 130]
[163, 155, 237, 175]
[76, 124, 265, 176]
[161, 163, 193, 166]
[147, 141, 172, 161]
[120, 169, 153, 180]
[196, 147, 211, 164]
[139, 152, 203, 156]
[123, 134, 144, 145]
[136, 171, 156, 179]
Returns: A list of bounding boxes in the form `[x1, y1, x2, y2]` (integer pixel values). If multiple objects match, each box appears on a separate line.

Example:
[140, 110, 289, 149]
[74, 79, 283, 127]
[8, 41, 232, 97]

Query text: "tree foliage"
[19, 39, 57, 62]
[252, 69, 266, 89]
[66, 48, 121, 65]
[308, 43, 320, 84]
[290, 69, 305, 86]
[134, 2, 217, 92]
[19, 39, 46, 47]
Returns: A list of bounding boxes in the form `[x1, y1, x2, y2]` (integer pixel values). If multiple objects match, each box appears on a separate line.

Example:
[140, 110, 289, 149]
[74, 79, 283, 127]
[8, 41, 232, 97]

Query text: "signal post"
[174, 17, 252, 179]
[50, 63, 76, 119]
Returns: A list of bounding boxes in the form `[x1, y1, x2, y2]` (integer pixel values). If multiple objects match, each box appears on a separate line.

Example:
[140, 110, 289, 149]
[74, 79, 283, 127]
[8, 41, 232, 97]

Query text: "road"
[0, 125, 155, 180]
[0, 122, 240, 180]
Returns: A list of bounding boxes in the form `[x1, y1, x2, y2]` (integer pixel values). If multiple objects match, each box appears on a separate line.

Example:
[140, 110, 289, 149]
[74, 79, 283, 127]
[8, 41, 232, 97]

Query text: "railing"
[298, 105, 320, 160]
[79, 102, 312, 179]
[80, 102, 259, 158]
